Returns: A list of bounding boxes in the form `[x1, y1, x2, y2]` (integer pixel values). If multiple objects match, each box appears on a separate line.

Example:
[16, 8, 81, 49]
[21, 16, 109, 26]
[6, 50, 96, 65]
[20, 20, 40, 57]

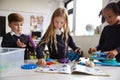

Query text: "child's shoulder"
[21, 34, 28, 36]
[103, 25, 110, 30]
[20, 34, 29, 38]
[3, 32, 11, 37]
[2, 32, 12, 40]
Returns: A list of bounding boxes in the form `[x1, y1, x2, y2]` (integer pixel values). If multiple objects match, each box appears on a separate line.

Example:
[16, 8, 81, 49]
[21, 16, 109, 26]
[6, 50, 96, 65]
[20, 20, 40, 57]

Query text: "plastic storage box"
[0, 48, 25, 77]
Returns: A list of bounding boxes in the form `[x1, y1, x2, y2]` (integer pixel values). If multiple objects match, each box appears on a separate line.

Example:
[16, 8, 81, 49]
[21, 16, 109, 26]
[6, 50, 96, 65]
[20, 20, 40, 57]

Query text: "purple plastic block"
[28, 35, 36, 49]
[58, 58, 70, 63]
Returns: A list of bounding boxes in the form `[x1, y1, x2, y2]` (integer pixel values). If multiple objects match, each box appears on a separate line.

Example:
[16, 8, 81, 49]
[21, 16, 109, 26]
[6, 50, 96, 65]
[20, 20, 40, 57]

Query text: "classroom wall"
[72, 35, 100, 57]
[0, 0, 64, 35]
[102, 0, 120, 8]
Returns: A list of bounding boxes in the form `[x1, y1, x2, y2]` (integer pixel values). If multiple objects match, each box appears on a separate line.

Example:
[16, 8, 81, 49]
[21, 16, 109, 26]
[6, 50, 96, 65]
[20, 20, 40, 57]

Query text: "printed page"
[35, 64, 71, 74]
[71, 64, 109, 76]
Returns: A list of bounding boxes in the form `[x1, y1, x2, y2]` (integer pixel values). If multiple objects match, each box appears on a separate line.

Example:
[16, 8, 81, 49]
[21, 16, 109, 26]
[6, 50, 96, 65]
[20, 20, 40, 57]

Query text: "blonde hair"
[37, 8, 70, 52]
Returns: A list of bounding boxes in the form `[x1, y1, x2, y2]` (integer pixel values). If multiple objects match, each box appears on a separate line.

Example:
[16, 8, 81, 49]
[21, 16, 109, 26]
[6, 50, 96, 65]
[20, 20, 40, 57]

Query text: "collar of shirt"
[55, 28, 64, 35]
[10, 31, 22, 37]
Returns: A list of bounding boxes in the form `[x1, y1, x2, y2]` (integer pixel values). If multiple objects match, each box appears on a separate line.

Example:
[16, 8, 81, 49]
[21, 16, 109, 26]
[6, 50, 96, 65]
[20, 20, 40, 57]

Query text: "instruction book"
[35, 63, 109, 76]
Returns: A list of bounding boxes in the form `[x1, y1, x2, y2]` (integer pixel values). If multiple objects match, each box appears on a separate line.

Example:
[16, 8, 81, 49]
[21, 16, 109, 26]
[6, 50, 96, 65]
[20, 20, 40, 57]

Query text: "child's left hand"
[17, 39, 26, 48]
[77, 49, 83, 57]
[106, 50, 118, 60]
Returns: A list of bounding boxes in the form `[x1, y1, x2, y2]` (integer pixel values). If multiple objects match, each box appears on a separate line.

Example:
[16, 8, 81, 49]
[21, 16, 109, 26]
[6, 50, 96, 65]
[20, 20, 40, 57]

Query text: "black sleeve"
[96, 28, 105, 50]
[116, 47, 120, 53]
[36, 42, 46, 59]
[68, 35, 80, 51]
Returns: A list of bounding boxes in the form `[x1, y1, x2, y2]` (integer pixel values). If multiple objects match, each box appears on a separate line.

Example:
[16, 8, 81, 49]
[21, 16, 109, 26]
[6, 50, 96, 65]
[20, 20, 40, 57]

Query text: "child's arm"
[68, 35, 83, 57]
[36, 42, 46, 59]
[68, 35, 79, 51]
[68, 35, 82, 54]
[36, 41, 47, 66]
[28, 35, 36, 49]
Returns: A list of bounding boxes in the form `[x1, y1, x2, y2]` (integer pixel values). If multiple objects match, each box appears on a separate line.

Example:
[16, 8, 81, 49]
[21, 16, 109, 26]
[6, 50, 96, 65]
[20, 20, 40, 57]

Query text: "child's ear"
[8, 23, 11, 27]
[8, 23, 12, 28]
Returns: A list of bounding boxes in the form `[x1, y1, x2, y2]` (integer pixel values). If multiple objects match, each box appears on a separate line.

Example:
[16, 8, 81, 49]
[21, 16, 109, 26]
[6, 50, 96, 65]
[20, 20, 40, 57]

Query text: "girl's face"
[9, 21, 23, 34]
[102, 9, 119, 25]
[53, 17, 66, 29]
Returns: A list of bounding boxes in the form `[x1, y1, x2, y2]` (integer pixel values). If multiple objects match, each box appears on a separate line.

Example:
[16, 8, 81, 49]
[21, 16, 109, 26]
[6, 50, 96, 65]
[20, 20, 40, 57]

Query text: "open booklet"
[35, 63, 109, 76]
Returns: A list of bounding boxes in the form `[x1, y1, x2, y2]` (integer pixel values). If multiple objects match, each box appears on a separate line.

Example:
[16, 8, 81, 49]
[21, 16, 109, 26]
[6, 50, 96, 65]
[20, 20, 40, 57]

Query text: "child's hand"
[88, 47, 97, 54]
[77, 49, 83, 57]
[106, 50, 118, 60]
[17, 39, 26, 48]
[36, 58, 46, 67]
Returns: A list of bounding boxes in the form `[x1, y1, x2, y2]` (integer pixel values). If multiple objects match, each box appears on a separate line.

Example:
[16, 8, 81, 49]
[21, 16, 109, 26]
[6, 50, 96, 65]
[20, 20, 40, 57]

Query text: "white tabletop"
[1, 59, 120, 80]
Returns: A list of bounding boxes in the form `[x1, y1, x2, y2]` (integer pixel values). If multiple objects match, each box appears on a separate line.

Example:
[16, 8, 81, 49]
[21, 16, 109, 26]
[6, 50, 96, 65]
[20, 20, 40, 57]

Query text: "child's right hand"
[88, 47, 97, 54]
[36, 58, 46, 67]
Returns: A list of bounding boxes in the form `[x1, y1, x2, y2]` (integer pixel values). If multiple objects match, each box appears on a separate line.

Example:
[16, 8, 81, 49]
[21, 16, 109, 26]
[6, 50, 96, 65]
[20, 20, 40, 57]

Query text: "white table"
[1, 59, 120, 80]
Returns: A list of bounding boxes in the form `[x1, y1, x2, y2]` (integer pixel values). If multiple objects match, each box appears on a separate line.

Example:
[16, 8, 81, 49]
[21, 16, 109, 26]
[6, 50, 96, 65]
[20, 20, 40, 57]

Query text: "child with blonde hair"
[36, 8, 82, 66]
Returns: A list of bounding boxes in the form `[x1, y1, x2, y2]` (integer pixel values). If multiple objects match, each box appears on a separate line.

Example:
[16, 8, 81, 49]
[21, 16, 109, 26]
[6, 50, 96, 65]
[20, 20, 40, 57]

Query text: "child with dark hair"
[88, 2, 120, 62]
[99, 1, 120, 24]
[1, 13, 34, 59]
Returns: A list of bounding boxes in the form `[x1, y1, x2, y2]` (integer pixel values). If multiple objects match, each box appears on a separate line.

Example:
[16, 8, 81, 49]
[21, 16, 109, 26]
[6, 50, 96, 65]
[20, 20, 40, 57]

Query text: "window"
[0, 16, 6, 36]
[65, 0, 102, 36]
[65, 0, 73, 34]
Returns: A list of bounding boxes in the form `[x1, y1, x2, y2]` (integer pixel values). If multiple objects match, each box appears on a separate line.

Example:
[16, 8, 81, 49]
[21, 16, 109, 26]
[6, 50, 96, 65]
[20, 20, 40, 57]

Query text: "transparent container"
[0, 48, 25, 77]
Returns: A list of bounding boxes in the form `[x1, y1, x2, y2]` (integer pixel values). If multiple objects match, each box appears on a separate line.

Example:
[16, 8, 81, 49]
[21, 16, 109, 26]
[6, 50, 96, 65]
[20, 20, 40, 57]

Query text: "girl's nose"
[58, 23, 61, 26]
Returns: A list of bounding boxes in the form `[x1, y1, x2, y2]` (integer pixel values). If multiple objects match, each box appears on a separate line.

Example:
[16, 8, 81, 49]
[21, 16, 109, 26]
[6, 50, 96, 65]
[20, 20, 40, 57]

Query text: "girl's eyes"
[56, 21, 64, 24]
[104, 15, 113, 19]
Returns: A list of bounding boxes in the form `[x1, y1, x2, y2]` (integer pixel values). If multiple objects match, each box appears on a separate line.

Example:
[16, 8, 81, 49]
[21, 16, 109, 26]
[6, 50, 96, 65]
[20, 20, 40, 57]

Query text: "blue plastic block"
[21, 64, 38, 70]
[46, 58, 53, 62]
[67, 52, 80, 61]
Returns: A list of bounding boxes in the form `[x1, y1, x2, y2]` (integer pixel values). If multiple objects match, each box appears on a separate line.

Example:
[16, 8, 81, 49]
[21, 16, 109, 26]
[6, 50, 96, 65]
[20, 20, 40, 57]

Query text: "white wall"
[72, 35, 100, 57]
[0, 0, 64, 35]
[102, 0, 119, 8]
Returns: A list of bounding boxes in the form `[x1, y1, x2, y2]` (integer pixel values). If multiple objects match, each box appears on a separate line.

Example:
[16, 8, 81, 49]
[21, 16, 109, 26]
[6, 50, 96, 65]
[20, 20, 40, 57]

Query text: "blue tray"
[90, 56, 116, 60]
[95, 62, 120, 66]
[90, 56, 120, 66]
